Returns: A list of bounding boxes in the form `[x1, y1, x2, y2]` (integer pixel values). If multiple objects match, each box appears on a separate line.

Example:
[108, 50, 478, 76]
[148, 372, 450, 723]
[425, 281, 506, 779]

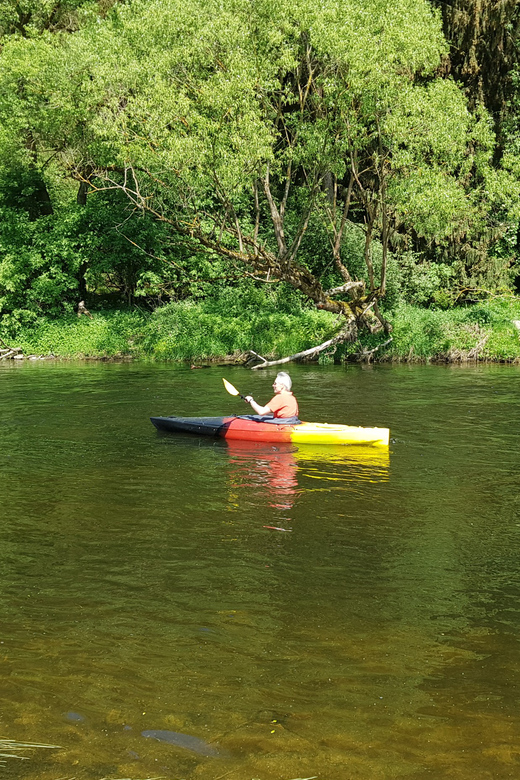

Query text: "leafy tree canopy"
[0, 0, 519, 335]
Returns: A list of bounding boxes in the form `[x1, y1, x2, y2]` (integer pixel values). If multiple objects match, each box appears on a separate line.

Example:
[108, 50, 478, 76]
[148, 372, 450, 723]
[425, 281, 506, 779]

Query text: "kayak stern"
[291, 422, 389, 447]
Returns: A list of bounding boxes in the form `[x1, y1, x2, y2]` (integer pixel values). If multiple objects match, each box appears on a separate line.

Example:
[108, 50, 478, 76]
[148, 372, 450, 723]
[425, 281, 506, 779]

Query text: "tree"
[0, 0, 515, 351]
[427, 0, 520, 295]
[54, 0, 490, 343]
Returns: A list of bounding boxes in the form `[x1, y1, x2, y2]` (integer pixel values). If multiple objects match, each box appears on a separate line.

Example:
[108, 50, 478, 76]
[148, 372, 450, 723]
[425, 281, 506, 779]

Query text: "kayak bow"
[150, 415, 389, 447]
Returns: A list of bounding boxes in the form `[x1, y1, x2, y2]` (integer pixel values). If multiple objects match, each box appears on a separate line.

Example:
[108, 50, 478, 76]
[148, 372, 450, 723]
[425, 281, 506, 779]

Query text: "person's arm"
[244, 395, 271, 415]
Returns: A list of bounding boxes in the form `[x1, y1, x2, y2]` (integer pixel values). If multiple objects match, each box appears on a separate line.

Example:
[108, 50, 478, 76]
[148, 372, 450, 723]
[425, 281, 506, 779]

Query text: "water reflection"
[225, 440, 390, 514]
[295, 442, 390, 479]
[225, 441, 300, 511]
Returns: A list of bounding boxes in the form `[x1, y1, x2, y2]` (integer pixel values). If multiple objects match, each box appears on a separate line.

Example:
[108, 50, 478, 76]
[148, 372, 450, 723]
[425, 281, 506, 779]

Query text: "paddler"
[244, 371, 299, 419]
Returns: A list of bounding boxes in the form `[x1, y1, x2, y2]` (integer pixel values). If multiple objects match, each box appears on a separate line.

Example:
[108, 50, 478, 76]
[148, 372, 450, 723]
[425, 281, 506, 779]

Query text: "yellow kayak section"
[291, 421, 389, 447]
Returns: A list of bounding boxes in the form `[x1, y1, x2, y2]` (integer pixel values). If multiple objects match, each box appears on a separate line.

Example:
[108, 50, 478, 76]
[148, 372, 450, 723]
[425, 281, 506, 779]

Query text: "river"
[0, 361, 519, 780]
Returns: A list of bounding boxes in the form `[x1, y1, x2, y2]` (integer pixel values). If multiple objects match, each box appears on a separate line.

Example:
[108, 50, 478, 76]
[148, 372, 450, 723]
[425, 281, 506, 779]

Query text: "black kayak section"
[150, 415, 301, 437]
[150, 416, 231, 436]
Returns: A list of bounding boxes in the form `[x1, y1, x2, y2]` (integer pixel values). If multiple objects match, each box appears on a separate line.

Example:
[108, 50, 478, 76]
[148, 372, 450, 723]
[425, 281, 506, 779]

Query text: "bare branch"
[87, 164, 385, 327]
[333, 172, 355, 263]
[356, 337, 393, 361]
[246, 350, 268, 365]
[324, 281, 365, 296]
[280, 160, 292, 219]
[285, 174, 322, 266]
[299, 43, 315, 114]
[253, 179, 260, 245]
[363, 204, 377, 291]
[262, 163, 287, 256]
[250, 324, 355, 369]
[114, 225, 186, 271]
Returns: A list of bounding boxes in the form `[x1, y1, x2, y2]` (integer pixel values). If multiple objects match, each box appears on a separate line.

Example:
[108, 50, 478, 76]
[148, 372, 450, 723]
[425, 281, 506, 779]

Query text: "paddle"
[222, 377, 247, 400]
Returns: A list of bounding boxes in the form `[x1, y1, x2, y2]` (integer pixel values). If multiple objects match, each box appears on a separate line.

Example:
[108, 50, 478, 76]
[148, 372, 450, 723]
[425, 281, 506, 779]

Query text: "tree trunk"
[77, 261, 88, 301]
[77, 180, 89, 206]
[25, 177, 53, 220]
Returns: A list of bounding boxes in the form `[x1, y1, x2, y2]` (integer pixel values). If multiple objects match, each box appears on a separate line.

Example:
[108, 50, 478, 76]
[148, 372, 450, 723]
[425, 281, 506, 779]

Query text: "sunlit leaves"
[310, 0, 446, 83]
[0, 0, 514, 314]
[0, 0, 463, 211]
[388, 169, 471, 241]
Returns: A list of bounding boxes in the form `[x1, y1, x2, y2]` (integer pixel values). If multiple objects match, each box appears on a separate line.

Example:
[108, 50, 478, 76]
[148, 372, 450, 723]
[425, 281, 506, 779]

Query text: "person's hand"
[244, 395, 253, 403]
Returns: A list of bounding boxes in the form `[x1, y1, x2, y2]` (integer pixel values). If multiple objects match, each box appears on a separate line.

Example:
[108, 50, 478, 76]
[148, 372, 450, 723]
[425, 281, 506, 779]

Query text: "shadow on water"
[2, 362, 520, 779]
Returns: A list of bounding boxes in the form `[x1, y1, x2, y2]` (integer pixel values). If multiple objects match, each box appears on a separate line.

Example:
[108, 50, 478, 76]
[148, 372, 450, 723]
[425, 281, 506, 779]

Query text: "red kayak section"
[220, 417, 294, 443]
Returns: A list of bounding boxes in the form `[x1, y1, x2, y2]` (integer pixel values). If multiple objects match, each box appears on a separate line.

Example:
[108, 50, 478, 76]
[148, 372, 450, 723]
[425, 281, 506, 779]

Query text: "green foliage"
[0, 0, 519, 323]
[7, 298, 520, 363]
[78, 194, 169, 300]
[0, 208, 79, 321]
[0, 187, 176, 319]
[5, 309, 146, 356]
[386, 298, 520, 360]
[390, 253, 456, 308]
[0, 0, 493, 302]
[201, 281, 313, 317]
[2, 301, 337, 360]
[0, 0, 108, 39]
[139, 299, 336, 360]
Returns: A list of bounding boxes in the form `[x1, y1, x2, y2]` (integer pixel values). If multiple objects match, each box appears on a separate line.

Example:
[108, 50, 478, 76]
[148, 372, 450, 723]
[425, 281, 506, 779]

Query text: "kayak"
[150, 415, 390, 447]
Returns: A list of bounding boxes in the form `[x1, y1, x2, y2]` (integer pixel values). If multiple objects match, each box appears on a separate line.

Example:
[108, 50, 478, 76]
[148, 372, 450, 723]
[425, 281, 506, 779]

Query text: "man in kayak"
[244, 372, 299, 419]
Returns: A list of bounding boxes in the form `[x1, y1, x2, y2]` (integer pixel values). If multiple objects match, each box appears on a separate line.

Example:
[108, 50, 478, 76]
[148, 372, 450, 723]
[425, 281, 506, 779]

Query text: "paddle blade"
[222, 378, 240, 396]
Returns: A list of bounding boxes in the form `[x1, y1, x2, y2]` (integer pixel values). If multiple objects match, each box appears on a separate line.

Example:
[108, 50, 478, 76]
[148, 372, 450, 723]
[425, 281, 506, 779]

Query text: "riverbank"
[2, 297, 520, 364]
[366, 299, 520, 364]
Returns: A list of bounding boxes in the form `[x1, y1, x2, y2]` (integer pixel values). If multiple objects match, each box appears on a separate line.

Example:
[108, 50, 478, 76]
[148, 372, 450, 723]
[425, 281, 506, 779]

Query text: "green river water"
[1, 361, 519, 780]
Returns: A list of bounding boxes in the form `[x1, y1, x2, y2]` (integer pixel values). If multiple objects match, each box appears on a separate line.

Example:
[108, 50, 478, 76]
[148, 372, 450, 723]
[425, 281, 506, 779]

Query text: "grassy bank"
[3, 297, 520, 363]
[383, 298, 520, 362]
[1, 301, 338, 362]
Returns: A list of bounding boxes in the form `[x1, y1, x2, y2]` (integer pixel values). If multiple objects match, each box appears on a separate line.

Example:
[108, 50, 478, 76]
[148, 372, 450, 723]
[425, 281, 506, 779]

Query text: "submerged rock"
[64, 711, 86, 723]
[141, 729, 221, 757]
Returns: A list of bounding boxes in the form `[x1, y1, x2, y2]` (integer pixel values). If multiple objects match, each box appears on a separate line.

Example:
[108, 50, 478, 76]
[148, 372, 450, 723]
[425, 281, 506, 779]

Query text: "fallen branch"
[0, 348, 22, 360]
[245, 350, 268, 365]
[0, 337, 24, 360]
[250, 326, 353, 370]
[356, 336, 393, 361]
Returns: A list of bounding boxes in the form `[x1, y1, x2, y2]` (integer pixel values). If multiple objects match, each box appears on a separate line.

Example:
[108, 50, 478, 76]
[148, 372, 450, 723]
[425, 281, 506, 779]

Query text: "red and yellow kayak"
[150, 415, 389, 447]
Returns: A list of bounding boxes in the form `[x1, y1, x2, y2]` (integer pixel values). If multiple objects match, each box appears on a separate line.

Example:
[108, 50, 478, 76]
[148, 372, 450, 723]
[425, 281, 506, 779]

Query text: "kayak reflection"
[225, 440, 390, 511]
[295, 445, 390, 494]
[225, 440, 299, 510]
[294, 443, 390, 484]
